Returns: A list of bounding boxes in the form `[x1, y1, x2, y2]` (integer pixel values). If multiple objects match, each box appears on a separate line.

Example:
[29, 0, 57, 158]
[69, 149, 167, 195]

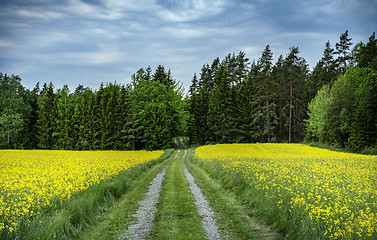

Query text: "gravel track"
[119, 168, 167, 240]
[119, 150, 221, 240]
[183, 151, 221, 240]
[174, 149, 180, 158]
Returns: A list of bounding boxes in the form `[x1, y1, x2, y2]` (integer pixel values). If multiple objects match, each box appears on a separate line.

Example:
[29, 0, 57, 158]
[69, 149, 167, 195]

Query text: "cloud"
[29, 44, 122, 66]
[71, 48, 122, 65]
[101, 0, 159, 12]
[239, 46, 261, 57]
[14, 8, 65, 19]
[61, 0, 124, 20]
[162, 26, 207, 38]
[0, 39, 13, 47]
[8, 0, 133, 21]
[0, 0, 376, 92]
[157, 0, 227, 22]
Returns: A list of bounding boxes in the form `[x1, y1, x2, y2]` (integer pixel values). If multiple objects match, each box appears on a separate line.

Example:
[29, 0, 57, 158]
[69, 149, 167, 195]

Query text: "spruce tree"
[74, 86, 94, 150]
[36, 82, 55, 149]
[53, 85, 74, 149]
[271, 55, 287, 142]
[357, 32, 377, 69]
[253, 45, 277, 142]
[235, 72, 255, 142]
[207, 64, 234, 143]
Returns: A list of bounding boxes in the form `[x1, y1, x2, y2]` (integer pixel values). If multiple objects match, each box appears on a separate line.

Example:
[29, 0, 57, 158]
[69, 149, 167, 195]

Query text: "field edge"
[4, 149, 174, 240]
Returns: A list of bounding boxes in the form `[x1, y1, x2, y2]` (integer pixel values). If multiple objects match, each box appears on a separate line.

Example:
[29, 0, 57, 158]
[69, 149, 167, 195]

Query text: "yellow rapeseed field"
[0, 150, 163, 233]
[196, 143, 377, 239]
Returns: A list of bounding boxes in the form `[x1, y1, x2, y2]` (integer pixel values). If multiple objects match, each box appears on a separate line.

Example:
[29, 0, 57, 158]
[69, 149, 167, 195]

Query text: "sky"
[0, 0, 376, 92]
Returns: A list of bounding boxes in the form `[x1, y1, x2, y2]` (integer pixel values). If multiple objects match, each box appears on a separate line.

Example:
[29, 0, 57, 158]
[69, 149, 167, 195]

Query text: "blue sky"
[0, 0, 376, 92]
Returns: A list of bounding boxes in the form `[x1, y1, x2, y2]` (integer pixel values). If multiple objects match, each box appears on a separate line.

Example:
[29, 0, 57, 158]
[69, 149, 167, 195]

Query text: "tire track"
[118, 167, 167, 240]
[120, 149, 222, 240]
[187, 155, 280, 240]
[174, 149, 180, 158]
[183, 150, 222, 240]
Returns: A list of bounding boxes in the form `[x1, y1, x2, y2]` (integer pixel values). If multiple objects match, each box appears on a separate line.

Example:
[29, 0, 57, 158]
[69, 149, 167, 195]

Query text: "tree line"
[0, 65, 186, 150]
[305, 32, 377, 153]
[187, 31, 377, 153]
[187, 46, 309, 144]
[1, 30, 376, 153]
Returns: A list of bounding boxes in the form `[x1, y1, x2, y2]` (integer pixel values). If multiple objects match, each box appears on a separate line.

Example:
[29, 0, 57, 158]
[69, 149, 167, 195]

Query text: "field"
[0, 150, 163, 234]
[195, 144, 377, 239]
[1, 145, 376, 239]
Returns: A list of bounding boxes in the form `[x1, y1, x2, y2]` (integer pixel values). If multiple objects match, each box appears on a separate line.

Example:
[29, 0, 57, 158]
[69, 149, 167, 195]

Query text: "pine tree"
[254, 45, 277, 142]
[335, 30, 353, 73]
[283, 47, 309, 143]
[323, 41, 334, 65]
[235, 51, 249, 84]
[306, 41, 338, 104]
[270, 55, 287, 142]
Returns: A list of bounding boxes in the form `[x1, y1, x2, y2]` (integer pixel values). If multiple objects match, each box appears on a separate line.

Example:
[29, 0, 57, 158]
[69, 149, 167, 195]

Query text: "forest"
[1, 30, 376, 153]
[0, 66, 186, 150]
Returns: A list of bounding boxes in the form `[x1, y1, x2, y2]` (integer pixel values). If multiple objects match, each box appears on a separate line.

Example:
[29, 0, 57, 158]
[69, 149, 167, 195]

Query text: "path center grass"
[148, 150, 206, 240]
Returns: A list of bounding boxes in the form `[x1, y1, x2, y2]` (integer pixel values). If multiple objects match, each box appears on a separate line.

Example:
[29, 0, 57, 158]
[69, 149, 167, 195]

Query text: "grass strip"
[119, 167, 167, 240]
[15, 149, 174, 240]
[148, 149, 206, 240]
[76, 151, 173, 240]
[186, 151, 280, 240]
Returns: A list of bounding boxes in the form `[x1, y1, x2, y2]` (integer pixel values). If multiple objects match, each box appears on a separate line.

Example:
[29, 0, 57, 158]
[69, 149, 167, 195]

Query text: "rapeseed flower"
[0, 150, 162, 233]
[196, 143, 377, 239]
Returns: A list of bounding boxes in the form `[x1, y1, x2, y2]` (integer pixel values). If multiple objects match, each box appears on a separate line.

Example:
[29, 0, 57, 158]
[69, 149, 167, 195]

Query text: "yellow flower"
[196, 143, 377, 239]
[0, 149, 163, 232]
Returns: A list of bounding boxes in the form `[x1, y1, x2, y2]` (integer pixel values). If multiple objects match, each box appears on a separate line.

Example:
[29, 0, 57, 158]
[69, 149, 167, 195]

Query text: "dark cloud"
[0, 0, 376, 91]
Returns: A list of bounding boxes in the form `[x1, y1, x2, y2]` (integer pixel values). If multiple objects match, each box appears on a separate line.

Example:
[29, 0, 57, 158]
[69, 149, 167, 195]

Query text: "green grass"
[190, 157, 291, 238]
[190, 154, 327, 239]
[148, 149, 206, 240]
[185, 149, 280, 240]
[3, 148, 287, 240]
[11, 149, 174, 240]
[76, 149, 174, 240]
